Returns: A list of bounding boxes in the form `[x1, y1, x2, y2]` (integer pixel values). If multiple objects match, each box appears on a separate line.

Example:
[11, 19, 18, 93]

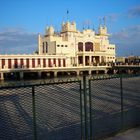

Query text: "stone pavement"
[104, 127, 140, 140]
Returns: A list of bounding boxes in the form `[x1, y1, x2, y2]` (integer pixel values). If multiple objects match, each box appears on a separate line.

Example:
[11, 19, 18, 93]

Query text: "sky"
[0, 0, 140, 56]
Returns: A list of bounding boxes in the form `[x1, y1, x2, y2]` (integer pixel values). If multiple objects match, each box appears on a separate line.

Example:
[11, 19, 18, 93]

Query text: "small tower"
[98, 17, 108, 35]
[46, 26, 55, 36]
[61, 21, 76, 33]
[61, 21, 77, 41]
[99, 26, 107, 35]
[38, 33, 43, 55]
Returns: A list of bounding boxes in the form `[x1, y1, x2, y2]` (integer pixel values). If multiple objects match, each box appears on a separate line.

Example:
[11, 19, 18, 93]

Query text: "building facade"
[0, 21, 115, 80]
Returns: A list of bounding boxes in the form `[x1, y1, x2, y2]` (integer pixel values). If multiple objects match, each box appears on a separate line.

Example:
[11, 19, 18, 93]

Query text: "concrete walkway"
[105, 127, 140, 140]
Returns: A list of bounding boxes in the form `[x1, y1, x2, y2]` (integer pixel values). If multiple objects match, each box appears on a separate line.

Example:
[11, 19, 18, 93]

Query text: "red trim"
[2, 59, 5, 69]
[8, 59, 11, 69]
[48, 59, 52, 67]
[58, 59, 61, 67]
[26, 59, 29, 68]
[32, 59, 35, 68]
[14, 59, 18, 68]
[38, 58, 40, 65]
[63, 59, 66, 67]
[43, 58, 46, 67]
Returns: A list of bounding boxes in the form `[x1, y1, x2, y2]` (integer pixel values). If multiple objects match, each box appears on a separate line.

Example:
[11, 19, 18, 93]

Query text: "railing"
[0, 74, 140, 140]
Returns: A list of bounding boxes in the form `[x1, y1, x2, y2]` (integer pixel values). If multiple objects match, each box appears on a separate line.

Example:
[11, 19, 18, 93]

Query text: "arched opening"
[46, 42, 48, 53]
[85, 42, 93, 51]
[78, 42, 83, 52]
[42, 42, 45, 53]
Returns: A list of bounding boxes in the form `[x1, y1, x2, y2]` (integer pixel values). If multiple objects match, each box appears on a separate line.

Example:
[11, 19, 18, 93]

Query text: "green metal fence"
[87, 75, 140, 140]
[0, 75, 140, 140]
[0, 79, 82, 140]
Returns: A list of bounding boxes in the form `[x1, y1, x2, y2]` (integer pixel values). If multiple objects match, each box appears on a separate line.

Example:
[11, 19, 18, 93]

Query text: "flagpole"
[67, 10, 69, 21]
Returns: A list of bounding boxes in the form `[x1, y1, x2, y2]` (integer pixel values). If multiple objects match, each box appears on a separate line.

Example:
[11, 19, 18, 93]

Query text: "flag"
[67, 10, 69, 14]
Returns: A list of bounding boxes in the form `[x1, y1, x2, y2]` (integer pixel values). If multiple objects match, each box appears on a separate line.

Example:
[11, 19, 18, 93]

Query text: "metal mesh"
[0, 75, 140, 140]
[90, 78, 121, 139]
[35, 82, 81, 140]
[122, 76, 140, 128]
[0, 87, 34, 140]
[0, 81, 81, 140]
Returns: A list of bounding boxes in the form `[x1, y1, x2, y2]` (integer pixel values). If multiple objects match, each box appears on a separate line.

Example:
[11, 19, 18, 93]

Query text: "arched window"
[42, 42, 44, 53]
[46, 42, 48, 53]
[85, 42, 93, 51]
[78, 42, 83, 52]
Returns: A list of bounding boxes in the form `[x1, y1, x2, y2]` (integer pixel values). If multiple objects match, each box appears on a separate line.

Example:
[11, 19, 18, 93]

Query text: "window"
[65, 45, 68, 47]
[78, 42, 83, 51]
[42, 42, 44, 53]
[85, 42, 93, 51]
[61, 45, 64, 47]
[57, 45, 60, 47]
[46, 42, 48, 53]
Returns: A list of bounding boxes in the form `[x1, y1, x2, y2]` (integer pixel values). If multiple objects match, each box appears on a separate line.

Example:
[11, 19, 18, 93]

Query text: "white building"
[0, 21, 115, 80]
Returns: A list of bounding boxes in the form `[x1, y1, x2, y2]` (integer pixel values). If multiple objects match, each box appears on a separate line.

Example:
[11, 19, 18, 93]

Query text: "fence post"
[80, 80, 84, 140]
[83, 75, 88, 140]
[32, 86, 37, 140]
[89, 79, 92, 140]
[120, 75, 124, 130]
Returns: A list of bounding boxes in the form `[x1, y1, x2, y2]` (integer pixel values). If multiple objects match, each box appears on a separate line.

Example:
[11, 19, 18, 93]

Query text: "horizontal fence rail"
[0, 74, 140, 140]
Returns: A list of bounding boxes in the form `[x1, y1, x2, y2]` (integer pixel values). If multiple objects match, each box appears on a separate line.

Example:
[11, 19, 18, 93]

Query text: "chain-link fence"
[0, 75, 140, 140]
[88, 75, 140, 139]
[0, 79, 82, 140]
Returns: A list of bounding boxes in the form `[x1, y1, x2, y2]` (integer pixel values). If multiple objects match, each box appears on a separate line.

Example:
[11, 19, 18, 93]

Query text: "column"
[56, 59, 58, 67]
[127, 69, 131, 74]
[76, 56, 78, 67]
[89, 70, 92, 75]
[11, 59, 14, 69]
[40, 58, 43, 68]
[76, 70, 80, 76]
[17, 58, 20, 68]
[104, 70, 108, 74]
[20, 71, 24, 80]
[89, 56, 92, 66]
[5, 59, 8, 69]
[38, 71, 42, 78]
[35, 58, 38, 68]
[29, 58, 32, 68]
[0, 72, 4, 80]
[61, 59, 63, 67]
[54, 71, 57, 77]
[96, 70, 99, 74]
[113, 69, 117, 74]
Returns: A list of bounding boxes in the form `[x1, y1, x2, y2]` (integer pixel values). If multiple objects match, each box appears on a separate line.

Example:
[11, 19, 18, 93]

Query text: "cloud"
[0, 28, 38, 54]
[110, 25, 140, 56]
[127, 5, 140, 18]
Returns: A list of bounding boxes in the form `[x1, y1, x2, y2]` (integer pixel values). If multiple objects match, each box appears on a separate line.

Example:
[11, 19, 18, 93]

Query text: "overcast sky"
[0, 0, 140, 56]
